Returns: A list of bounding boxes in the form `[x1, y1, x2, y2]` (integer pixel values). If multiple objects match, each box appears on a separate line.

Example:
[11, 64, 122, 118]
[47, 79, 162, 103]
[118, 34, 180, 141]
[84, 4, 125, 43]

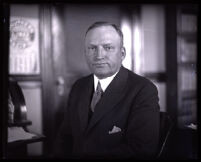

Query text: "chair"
[156, 112, 174, 159]
[7, 79, 46, 158]
[9, 80, 28, 124]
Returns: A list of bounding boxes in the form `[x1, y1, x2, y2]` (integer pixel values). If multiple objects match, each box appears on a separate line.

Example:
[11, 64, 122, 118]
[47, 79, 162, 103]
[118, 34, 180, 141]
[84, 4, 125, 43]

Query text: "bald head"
[85, 21, 124, 47]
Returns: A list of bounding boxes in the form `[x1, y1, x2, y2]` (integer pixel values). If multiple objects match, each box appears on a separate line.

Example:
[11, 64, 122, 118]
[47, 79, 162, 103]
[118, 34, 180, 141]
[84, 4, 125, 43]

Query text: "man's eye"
[104, 46, 114, 51]
[88, 46, 96, 51]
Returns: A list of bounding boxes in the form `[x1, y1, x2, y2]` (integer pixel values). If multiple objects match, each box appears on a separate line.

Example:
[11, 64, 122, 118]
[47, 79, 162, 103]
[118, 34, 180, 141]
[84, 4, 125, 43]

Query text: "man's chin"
[94, 71, 113, 79]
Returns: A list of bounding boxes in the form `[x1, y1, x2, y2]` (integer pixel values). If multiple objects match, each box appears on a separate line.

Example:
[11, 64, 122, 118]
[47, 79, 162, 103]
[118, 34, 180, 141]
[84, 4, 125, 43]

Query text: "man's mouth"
[93, 63, 107, 66]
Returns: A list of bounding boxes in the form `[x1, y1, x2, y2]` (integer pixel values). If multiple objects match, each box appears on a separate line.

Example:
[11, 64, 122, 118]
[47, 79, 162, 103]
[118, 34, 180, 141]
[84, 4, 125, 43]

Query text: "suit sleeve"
[103, 81, 160, 159]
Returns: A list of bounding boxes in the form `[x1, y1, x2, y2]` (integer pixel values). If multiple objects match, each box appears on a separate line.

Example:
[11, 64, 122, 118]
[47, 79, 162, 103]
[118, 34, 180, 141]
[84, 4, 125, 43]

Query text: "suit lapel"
[78, 75, 94, 132]
[86, 66, 128, 134]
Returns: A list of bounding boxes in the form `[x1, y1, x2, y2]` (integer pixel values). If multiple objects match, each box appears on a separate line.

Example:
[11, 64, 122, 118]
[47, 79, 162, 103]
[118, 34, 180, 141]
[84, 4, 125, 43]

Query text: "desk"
[7, 128, 45, 158]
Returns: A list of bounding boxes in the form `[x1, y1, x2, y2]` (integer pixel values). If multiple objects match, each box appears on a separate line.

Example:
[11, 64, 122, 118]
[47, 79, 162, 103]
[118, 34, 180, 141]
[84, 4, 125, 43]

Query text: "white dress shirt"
[93, 71, 119, 92]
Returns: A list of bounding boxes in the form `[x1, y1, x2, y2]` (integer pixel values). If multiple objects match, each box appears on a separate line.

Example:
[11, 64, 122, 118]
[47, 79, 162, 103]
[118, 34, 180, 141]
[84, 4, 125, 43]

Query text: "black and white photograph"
[1, 0, 199, 160]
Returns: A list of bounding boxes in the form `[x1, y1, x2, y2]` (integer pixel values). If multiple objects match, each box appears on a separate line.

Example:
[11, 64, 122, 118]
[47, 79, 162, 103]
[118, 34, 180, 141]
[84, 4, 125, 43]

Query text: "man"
[54, 22, 160, 159]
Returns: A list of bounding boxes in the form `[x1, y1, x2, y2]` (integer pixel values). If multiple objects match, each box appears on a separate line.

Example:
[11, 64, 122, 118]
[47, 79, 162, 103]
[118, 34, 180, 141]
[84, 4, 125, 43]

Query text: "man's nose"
[96, 46, 105, 58]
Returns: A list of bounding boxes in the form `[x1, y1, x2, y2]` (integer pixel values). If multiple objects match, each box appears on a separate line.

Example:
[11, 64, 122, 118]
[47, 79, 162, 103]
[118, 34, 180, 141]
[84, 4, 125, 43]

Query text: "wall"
[19, 82, 43, 156]
[141, 5, 166, 112]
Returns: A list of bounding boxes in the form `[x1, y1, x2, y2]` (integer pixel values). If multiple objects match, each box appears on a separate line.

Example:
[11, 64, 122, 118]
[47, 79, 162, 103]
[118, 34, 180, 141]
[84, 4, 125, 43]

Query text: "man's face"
[85, 26, 126, 79]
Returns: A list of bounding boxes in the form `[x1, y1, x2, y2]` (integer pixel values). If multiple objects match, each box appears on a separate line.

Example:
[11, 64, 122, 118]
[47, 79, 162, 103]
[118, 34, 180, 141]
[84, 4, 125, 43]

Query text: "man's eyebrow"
[88, 44, 97, 46]
[87, 43, 113, 46]
[103, 43, 113, 46]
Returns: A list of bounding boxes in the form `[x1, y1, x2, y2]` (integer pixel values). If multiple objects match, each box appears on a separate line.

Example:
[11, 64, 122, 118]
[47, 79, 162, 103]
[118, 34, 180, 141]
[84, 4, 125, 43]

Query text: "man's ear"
[121, 47, 126, 60]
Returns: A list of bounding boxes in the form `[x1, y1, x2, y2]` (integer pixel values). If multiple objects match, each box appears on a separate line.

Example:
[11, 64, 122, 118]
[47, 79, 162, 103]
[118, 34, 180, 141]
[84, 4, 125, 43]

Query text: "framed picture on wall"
[9, 16, 40, 76]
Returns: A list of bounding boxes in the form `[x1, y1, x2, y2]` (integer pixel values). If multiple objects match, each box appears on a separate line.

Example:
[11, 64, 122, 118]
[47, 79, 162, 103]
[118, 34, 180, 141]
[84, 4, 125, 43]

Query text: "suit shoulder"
[72, 74, 92, 87]
[127, 69, 157, 90]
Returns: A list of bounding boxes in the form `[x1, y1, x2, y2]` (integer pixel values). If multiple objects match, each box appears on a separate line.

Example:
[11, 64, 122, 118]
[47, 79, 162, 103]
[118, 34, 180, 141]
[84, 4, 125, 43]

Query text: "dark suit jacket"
[54, 66, 160, 159]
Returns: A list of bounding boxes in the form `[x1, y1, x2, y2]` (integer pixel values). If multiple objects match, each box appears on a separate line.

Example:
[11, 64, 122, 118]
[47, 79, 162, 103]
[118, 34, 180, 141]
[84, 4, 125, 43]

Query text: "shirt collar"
[93, 71, 119, 92]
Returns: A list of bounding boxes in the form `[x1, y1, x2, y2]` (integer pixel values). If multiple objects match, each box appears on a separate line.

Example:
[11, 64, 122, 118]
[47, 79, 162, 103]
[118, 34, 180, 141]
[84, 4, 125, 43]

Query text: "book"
[8, 127, 37, 143]
[181, 14, 197, 33]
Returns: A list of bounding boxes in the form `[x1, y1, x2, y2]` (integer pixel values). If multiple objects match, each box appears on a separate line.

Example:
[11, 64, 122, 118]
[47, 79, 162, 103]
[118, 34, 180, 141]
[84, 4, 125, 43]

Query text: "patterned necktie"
[91, 81, 103, 112]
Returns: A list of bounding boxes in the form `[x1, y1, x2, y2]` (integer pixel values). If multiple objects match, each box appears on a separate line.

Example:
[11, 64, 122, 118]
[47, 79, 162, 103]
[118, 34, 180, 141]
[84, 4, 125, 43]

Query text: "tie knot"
[96, 81, 103, 94]
[91, 81, 103, 112]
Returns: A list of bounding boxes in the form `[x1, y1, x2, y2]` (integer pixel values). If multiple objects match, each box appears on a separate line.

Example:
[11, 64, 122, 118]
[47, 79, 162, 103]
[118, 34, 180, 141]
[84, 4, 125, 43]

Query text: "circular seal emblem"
[10, 19, 35, 49]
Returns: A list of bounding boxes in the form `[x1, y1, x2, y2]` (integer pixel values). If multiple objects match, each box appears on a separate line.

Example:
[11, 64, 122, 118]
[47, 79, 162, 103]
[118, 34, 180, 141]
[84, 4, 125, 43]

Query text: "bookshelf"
[166, 4, 197, 129]
[176, 5, 197, 128]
